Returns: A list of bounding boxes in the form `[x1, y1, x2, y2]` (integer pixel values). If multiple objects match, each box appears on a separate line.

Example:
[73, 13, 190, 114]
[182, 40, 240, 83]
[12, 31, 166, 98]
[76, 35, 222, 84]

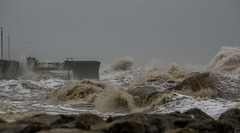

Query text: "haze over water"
[0, 0, 240, 67]
[0, 0, 240, 128]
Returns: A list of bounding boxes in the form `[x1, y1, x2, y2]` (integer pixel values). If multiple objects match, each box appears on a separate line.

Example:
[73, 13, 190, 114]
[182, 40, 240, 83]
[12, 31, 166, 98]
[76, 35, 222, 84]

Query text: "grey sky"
[0, 0, 239, 67]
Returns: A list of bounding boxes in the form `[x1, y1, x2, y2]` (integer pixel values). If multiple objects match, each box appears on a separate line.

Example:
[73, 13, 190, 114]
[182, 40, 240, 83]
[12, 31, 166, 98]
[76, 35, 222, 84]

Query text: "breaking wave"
[30, 75, 56, 81]
[95, 72, 219, 112]
[207, 46, 240, 73]
[22, 82, 51, 90]
[111, 57, 134, 71]
[43, 80, 106, 104]
[94, 86, 135, 112]
[38, 70, 221, 112]
[168, 63, 188, 79]
[168, 72, 219, 97]
[19, 56, 37, 79]
[128, 87, 163, 108]
[133, 71, 172, 86]
[147, 59, 164, 72]
[0, 102, 13, 111]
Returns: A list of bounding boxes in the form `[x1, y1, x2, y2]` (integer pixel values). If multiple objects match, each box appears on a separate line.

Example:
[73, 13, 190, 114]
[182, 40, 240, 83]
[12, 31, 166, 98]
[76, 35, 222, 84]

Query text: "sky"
[0, 0, 240, 67]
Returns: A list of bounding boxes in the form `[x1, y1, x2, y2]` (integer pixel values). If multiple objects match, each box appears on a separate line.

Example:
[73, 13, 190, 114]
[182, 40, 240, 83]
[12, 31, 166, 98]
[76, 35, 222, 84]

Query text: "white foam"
[25, 78, 65, 89]
[154, 93, 236, 119]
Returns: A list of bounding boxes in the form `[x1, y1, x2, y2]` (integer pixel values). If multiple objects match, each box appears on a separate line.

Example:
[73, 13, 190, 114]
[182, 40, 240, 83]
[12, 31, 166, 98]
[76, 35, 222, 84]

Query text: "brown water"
[0, 46, 240, 122]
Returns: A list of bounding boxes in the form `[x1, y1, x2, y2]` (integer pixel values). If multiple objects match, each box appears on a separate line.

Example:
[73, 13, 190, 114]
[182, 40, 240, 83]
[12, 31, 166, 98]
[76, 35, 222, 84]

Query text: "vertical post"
[8, 34, 10, 60]
[1, 27, 3, 59]
[67, 58, 73, 80]
[68, 66, 70, 80]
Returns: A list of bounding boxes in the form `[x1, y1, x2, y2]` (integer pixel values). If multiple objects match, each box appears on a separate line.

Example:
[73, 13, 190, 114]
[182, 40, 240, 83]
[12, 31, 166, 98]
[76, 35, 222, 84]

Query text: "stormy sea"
[0, 46, 240, 133]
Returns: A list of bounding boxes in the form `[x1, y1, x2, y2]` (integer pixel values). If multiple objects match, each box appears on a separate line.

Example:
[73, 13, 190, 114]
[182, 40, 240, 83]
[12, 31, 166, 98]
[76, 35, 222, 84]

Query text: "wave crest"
[207, 46, 240, 73]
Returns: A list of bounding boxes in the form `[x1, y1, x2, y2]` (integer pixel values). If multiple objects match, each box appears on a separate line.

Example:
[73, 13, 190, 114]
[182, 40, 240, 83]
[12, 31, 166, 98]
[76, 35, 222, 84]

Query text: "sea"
[0, 46, 239, 122]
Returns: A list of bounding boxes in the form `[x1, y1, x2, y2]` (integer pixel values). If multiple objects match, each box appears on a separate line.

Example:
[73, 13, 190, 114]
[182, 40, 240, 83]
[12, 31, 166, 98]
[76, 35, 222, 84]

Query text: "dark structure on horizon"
[0, 28, 19, 79]
[64, 60, 100, 80]
[26, 57, 101, 80]
[0, 60, 19, 79]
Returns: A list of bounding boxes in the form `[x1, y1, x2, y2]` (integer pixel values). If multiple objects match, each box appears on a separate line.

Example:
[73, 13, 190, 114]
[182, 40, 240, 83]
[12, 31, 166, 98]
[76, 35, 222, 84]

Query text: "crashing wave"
[94, 88, 135, 112]
[111, 57, 134, 71]
[43, 80, 106, 104]
[207, 46, 240, 73]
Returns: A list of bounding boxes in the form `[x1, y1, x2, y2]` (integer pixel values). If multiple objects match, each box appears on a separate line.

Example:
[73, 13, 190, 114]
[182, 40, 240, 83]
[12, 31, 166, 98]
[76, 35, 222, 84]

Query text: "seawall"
[64, 61, 100, 80]
[0, 59, 19, 79]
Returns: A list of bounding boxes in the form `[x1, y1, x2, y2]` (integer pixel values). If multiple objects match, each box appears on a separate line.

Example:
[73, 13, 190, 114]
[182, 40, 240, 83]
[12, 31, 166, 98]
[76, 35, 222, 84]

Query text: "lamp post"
[7, 34, 10, 60]
[1, 27, 3, 59]
[5, 34, 10, 60]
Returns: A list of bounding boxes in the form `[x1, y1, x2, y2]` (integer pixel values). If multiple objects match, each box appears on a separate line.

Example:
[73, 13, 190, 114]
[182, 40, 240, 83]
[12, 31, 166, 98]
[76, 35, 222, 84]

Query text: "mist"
[0, 0, 240, 67]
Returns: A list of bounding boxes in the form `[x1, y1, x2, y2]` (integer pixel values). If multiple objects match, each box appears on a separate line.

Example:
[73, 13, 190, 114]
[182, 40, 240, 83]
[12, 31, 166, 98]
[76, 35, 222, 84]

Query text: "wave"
[0, 102, 13, 111]
[40, 71, 221, 112]
[111, 57, 134, 71]
[168, 72, 219, 97]
[133, 71, 172, 87]
[42, 80, 106, 104]
[94, 87, 135, 112]
[207, 46, 240, 73]
[22, 81, 51, 90]
[95, 72, 219, 112]
[29, 75, 56, 81]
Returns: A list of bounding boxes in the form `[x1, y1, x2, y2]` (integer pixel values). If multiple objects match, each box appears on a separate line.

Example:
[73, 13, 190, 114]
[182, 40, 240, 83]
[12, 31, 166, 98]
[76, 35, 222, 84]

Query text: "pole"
[1, 27, 3, 59]
[8, 34, 10, 60]
[67, 58, 73, 80]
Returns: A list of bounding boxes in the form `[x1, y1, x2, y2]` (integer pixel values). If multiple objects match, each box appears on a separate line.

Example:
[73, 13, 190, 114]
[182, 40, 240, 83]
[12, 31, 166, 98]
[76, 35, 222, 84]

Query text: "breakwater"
[64, 61, 100, 80]
[0, 59, 19, 79]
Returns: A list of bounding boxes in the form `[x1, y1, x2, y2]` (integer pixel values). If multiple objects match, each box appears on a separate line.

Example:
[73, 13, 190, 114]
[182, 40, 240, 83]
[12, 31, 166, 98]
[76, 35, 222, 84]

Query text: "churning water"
[0, 46, 240, 122]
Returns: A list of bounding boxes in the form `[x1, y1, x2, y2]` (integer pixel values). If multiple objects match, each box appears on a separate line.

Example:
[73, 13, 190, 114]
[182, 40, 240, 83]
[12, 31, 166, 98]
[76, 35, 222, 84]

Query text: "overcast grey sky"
[0, 0, 239, 67]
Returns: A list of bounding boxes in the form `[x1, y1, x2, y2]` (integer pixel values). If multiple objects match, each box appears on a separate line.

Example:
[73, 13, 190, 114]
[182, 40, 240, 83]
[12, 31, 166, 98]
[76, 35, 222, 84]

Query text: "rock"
[74, 114, 105, 130]
[165, 128, 198, 133]
[0, 110, 237, 133]
[0, 118, 6, 123]
[187, 119, 234, 133]
[16, 114, 77, 126]
[101, 109, 235, 133]
[183, 108, 214, 121]
[106, 120, 148, 133]
[218, 108, 240, 132]
[0, 123, 50, 133]
[183, 109, 234, 133]
[95, 112, 194, 133]
[36, 128, 99, 133]
[93, 114, 153, 133]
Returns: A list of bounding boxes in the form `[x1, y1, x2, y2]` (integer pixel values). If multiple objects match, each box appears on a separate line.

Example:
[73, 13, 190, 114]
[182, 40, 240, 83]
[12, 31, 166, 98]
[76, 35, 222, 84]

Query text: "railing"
[34, 62, 64, 68]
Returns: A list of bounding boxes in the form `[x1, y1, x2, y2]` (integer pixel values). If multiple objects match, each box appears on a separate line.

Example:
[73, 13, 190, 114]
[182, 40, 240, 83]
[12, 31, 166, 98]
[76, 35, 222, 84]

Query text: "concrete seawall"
[64, 61, 100, 80]
[0, 60, 19, 79]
